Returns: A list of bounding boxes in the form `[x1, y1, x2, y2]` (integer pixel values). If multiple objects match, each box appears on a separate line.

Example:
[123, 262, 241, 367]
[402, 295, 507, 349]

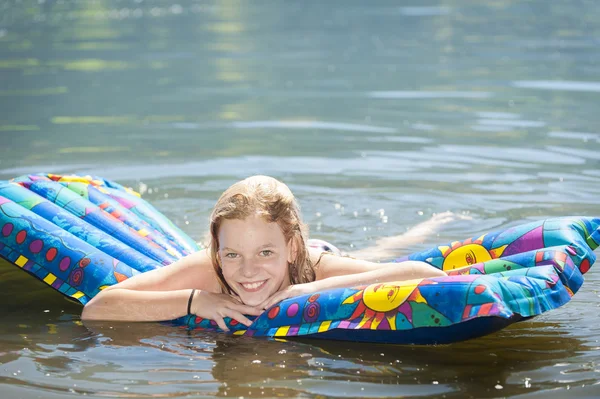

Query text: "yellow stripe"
[275, 326, 290, 336]
[124, 187, 141, 197]
[371, 317, 382, 330]
[43, 273, 57, 284]
[167, 248, 178, 257]
[388, 314, 397, 330]
[58, 176, 91, 184]
[72, 291, 85, 299]
[490, 244, 508, 258]
[138, 228, 149, 237]
[233, 330, 246, 336]
[318, 320, 331, 333]
[15, 255, 28, 267]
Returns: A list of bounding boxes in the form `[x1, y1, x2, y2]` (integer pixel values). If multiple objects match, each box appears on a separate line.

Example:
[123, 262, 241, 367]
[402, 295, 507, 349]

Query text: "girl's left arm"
[258, 249, 446, 309]
[313, 249, 446, 281]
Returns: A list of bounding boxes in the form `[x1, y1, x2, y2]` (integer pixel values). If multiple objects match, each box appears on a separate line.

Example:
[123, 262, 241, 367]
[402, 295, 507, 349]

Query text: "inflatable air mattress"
[0, 173, 597, 344]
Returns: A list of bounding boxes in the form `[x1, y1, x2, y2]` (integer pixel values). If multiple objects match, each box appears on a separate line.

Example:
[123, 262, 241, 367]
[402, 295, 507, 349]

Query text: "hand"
[258, 283, 316, 311]
[190, 290, 262, 331]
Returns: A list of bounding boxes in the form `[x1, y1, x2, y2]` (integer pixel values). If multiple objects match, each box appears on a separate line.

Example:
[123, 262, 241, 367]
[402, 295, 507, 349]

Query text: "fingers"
[258, 301, 269, 311]
[262, 287, 297, 309]
[227, 310, 254, 327]
[258, 297, 274, 310]
[214, 316, 229, 332]
[259, 293, 284, 311]
[232, 303, 262, 316]
[216, 303, 260, 330]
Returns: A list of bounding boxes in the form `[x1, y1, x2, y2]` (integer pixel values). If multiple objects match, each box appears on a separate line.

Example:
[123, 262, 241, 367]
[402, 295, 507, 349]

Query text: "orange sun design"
[438, 235, 506, 271]
[342, 280, 425, 330]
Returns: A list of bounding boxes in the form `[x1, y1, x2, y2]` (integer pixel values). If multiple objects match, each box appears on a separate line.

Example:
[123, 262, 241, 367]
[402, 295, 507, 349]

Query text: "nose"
[240, 258, 260, 278]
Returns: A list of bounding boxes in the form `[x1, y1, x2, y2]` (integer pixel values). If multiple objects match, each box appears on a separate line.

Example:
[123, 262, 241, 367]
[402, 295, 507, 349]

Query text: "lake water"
[1, 0, 600, 397]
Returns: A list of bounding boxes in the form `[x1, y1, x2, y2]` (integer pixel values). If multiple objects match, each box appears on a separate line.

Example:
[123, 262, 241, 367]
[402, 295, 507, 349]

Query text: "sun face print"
[362, 281, 421, 312]
[439, 235, 505, 271]
[341, 280, 423, 330]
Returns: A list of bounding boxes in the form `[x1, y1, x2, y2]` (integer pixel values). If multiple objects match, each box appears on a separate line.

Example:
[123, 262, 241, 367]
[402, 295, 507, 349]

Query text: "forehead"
[218, 216, 286, 248]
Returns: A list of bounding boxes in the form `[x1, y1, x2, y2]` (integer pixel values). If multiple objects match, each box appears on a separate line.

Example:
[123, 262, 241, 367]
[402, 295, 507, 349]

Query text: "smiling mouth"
[239, 280, 267, 292]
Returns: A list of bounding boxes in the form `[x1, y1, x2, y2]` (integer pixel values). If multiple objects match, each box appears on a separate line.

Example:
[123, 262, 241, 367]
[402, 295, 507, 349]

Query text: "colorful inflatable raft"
[0, 173, 598, 344]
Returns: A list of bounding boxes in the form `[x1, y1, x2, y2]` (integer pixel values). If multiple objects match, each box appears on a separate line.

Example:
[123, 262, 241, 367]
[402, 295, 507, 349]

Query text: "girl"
[82, 176, 448, 330]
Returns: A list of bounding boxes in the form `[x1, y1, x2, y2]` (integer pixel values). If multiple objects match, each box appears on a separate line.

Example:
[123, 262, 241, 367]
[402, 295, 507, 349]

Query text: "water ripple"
[476, 119, 546, 128]
[545, 146, 600, 161]
[512, 80, 600, 92]
[398, 6, 452, 17]
[436, 145, 583, 165]
[228, 120, 397, 133]
[476, 112, 521, 119]
[548, 131, 600, 142]
[367, 91, 492, 99]
[170, 120, 396, 133]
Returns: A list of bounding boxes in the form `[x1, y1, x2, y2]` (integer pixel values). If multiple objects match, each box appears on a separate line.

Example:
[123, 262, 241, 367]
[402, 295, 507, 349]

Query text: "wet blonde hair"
[209, 175, 314, 294]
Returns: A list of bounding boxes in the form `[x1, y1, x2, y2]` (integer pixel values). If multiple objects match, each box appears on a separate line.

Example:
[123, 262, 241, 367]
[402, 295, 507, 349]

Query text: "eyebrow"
[220, 243, 276, 252]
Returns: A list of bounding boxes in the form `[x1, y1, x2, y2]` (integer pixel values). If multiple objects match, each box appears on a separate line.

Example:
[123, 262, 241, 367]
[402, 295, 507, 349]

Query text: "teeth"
[241, 280, 265, 290]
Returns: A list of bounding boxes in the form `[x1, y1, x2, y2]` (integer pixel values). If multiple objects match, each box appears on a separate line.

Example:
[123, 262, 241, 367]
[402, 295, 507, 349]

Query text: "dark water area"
[1, 0, 600, 397]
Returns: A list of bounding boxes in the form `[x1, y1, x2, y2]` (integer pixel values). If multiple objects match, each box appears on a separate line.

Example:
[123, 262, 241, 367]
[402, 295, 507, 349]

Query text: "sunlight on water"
[513, 80, 600, 92]
[1, 0, 600, 398]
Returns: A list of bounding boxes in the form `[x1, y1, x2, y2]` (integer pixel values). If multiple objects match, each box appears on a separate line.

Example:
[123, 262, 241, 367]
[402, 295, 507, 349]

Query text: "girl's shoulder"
[306, 239, 343, 257]
[306, 239, 339, 280]
[307, 240, 375, 280]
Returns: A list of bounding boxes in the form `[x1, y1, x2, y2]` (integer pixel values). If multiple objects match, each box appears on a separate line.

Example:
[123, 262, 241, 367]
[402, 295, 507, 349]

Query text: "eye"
[465, 251, 475, 265]
[224, 252, 238, 259]
[260, 250, 273, 257]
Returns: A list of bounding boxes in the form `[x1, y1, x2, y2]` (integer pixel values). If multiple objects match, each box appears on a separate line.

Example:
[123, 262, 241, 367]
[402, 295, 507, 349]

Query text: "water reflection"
[513, 80, 600, 92]
[2, 0, 600, 397]
[69, 318, 594, 398]
[2, 253, 600, 398]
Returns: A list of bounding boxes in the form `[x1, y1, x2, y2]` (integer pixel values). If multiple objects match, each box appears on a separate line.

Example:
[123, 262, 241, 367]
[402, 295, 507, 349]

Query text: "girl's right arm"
[81, 249, 260, 326]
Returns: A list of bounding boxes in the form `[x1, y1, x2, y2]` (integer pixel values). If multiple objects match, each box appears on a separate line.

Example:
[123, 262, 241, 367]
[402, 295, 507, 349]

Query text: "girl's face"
[218, 215, 293, 306]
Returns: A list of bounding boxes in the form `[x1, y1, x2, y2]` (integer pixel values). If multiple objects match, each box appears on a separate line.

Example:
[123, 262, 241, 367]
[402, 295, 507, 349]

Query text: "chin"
[233, 284, 272, 307]
[239, 296, 264, 307]
[231, 279, 284, 307]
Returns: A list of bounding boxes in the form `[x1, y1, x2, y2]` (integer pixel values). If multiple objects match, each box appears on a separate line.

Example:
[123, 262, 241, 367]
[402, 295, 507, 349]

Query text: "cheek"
[219, 261, 237, 279]
[260, 257, 288, 276]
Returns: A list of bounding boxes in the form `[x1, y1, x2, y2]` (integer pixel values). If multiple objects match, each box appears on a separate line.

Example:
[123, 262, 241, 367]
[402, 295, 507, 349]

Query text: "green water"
[1, 0, 600, 397]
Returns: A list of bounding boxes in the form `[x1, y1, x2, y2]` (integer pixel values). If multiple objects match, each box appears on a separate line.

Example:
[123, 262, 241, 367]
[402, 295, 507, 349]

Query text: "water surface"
[1, 0, 600, 397]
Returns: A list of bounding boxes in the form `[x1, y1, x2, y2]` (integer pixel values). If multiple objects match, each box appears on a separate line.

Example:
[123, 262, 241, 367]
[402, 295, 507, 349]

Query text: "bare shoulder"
[105, 248, 221, 293]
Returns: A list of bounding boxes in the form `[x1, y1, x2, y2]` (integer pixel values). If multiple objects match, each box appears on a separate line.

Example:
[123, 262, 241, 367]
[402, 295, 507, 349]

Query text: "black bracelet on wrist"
[187, 289, 196, 316]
